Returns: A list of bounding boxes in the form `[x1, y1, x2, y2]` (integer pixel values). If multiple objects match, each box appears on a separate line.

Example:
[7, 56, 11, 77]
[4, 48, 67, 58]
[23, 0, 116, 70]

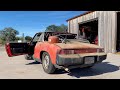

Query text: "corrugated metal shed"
[67, 11, 119, 53]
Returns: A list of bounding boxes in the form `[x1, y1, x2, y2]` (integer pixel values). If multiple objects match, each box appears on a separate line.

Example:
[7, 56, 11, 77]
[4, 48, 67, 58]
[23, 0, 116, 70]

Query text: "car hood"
[55, 40, 102, 49]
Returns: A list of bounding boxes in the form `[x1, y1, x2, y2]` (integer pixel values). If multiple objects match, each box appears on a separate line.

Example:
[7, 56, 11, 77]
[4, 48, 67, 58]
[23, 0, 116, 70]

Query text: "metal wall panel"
[68, 11, 117, 53]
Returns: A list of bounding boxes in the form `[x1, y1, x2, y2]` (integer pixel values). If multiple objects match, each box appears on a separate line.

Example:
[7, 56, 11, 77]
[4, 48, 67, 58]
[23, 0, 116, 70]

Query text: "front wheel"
[24, 54, 33, 60]
[42, 52, 56, 74]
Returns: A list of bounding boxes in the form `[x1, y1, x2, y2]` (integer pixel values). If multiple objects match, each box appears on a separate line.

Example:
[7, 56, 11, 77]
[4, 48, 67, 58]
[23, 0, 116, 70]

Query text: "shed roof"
[66, 11, 95, 22]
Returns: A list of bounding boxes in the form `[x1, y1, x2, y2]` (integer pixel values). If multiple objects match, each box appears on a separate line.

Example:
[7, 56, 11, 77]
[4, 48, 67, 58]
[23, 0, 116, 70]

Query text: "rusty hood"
[55, 40, 102, 49]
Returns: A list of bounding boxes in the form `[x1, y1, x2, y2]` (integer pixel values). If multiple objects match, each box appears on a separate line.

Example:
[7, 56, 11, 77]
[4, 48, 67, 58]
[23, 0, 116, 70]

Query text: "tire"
[25, 54, 33, 60]
[42, 52, 56, 74]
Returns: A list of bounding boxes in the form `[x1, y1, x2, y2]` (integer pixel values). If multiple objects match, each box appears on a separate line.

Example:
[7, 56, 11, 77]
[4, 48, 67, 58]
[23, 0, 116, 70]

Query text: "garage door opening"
[116, 12, 120, 52]
[78, 19, 98, 45]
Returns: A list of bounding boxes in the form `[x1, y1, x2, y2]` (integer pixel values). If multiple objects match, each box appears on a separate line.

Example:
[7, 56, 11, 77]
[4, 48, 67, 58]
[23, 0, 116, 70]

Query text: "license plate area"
[84, 56, 95, 64]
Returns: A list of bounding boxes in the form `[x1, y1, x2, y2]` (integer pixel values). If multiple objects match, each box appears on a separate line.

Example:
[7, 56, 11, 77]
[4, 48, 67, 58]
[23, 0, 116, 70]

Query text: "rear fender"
[34, 42, 61, 64]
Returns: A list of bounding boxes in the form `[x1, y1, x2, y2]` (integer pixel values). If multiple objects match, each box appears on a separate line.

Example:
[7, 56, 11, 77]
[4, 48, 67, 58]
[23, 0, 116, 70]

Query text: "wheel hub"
[43, 55, 49, 69]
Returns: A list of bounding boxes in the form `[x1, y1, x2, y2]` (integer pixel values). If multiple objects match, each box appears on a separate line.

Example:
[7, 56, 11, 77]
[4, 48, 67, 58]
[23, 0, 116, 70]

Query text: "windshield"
[56, 34, 77, 39]
[56, 34, 90, 43]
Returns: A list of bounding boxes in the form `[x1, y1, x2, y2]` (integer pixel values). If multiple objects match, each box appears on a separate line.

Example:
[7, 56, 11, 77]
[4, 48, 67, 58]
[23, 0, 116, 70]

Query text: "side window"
[38, 33, 44, 42]
[32, 33, 41, 42]
[44, 32, 52, 41]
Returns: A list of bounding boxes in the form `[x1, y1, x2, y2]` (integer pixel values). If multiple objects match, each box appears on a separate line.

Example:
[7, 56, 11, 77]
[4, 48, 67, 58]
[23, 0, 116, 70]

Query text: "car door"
[5, 42, 29, 57]
[5, 32, 43, 57]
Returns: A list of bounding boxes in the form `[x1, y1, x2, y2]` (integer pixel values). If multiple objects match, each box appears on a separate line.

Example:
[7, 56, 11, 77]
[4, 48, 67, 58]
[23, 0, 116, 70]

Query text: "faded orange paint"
[34, 42, 61, 64]
[34, 40, 103, 64]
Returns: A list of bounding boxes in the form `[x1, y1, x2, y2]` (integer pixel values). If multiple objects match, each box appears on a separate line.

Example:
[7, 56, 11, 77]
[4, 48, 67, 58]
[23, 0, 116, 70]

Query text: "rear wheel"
[42, 52, 56, 74]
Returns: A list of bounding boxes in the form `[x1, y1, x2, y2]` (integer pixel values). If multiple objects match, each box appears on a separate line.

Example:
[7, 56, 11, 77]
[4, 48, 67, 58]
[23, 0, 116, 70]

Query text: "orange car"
[5, 31, 107, 74]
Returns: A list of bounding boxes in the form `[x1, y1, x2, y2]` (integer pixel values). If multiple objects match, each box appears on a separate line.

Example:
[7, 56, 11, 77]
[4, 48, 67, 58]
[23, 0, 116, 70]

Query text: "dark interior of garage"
[117, 12, 120, 52]
[79, 19, 98, 45]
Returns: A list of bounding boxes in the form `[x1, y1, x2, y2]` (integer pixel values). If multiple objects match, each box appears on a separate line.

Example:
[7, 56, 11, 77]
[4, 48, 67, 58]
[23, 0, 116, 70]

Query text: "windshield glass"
[56, 34, 77, 39]
[56, 34, 90, 43]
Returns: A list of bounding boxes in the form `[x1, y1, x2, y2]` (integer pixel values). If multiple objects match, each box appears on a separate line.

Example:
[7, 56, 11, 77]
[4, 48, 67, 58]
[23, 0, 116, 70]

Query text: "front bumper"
[56, 53, 107, 66]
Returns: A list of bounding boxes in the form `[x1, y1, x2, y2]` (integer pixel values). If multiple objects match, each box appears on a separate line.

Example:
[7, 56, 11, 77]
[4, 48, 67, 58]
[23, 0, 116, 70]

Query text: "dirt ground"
[0, 46, 120, 79]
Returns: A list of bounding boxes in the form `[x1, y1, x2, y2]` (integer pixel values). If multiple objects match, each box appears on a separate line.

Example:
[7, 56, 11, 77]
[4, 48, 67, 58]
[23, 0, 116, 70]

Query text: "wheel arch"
[39, 44, 61, 64]
[40, 51, 45, 61]
[40, 50, 55, 64]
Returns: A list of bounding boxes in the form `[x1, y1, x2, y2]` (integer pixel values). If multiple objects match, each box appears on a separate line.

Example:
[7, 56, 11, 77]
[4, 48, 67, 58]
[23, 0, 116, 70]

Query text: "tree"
[45, 24, 68, 32]
[0, 27, 19, 42]
[15, 36, 21, 41]
[25, 36, 32, 41]
[60, 24, 68, 32]
[45, 25, 58, 32]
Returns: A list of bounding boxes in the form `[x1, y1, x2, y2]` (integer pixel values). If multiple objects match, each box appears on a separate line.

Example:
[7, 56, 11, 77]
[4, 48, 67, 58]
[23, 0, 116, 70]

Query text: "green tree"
[15, 36, 25, 42]
[25, 36, 32, 41]
[45, 25, 58, 32]
[15, 36, 21, 41]
[60, 24, 68, 31]
[45, 24, 67, 32]
[0, 27, 19, 42]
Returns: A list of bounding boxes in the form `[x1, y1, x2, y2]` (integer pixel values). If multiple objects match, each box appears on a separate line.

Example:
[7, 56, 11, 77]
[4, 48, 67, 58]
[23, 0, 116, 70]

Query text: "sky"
[0, 11, 86, 37]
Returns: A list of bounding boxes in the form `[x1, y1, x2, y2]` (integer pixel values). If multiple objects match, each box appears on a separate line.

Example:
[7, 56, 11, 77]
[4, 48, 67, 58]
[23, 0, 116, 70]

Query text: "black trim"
[56, 54, 107, 66]
[9, 43, 29, 55]
[56, 55, 84, 66]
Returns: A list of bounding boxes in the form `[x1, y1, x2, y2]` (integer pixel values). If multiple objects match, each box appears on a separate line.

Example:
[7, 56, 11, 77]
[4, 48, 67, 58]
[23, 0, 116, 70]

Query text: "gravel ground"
[0, 46, 120, 79]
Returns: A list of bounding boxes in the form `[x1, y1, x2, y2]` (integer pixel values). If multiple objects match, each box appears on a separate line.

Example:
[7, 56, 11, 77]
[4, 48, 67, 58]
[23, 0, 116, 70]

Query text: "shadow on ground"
[26, 61, 41, 65]
[55, 62, 120, 78]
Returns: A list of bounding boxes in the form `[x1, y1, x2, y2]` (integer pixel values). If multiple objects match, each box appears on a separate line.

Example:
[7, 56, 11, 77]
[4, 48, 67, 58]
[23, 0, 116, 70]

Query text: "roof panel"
[66, 11, 95, 21]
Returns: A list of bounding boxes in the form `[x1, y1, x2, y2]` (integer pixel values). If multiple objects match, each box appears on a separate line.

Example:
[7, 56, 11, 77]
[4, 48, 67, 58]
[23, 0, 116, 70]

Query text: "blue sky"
[0, 11, 86, 37]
